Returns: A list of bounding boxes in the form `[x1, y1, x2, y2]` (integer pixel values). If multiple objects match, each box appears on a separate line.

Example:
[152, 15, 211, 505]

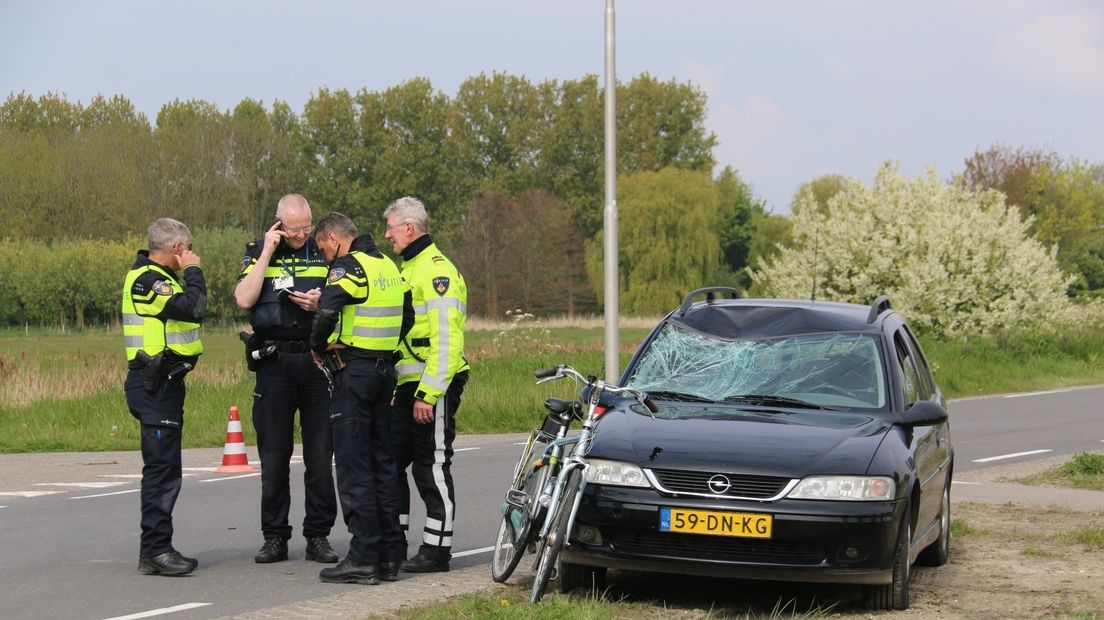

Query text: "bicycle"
[490, 386, 584, 583]
[522, 364, 657, 603]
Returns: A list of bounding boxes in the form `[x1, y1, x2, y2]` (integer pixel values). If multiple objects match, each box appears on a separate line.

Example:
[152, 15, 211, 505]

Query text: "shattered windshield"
[625, 324, 888, 410]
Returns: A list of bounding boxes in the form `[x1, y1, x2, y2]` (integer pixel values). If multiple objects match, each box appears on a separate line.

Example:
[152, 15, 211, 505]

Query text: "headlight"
[786, 476, 895, 501]
[585, 459, 651, 488]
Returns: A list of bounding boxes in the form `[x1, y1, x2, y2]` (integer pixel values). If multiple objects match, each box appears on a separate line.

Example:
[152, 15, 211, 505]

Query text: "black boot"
[171, 548, 199, 569]
[379, 560, 401, 582]
[305, 536, 339, 563]
[254, 537, 288, 563]
[139, 551, 195, 576]
[400, 553, 449, 573]
[319, 558, 380, 585]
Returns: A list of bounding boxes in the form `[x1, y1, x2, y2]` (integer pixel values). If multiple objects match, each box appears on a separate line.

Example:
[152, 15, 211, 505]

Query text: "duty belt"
[269, 340, 311, 353]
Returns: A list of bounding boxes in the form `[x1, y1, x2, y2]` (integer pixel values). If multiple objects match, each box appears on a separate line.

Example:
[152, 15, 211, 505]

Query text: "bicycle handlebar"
[533, 363, 658, 414]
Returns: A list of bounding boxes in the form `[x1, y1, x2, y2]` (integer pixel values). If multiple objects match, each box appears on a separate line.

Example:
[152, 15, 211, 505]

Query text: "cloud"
[991, 9, 1104, 93]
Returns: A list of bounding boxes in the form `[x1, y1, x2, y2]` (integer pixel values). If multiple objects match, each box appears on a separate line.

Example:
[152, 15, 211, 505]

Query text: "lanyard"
[277, 239, 311, 277]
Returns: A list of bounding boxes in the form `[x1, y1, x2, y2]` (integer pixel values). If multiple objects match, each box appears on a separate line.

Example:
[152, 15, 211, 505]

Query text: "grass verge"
[1017, 452, 1104, 491]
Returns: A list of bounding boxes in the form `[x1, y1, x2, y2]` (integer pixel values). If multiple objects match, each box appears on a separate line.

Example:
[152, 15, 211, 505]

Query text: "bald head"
[275, 194, 313, 249]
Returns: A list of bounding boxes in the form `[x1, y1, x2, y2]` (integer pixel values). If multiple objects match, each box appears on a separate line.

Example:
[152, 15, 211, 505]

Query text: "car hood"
[589, 404, 892, 478]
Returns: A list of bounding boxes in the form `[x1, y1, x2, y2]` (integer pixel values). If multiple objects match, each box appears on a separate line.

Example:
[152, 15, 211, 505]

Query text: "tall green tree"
[586, 167, 723, 316]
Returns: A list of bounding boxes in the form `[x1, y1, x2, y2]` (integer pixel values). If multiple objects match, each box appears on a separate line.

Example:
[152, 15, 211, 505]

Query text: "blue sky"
[2, 0, 1102, 213]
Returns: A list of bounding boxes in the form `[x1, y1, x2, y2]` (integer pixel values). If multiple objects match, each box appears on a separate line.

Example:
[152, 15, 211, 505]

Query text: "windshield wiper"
[724, 394, 838, 410]
[644, 390, 715, 403]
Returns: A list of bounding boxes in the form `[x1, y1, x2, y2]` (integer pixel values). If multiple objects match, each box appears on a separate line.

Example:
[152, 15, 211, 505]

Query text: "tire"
[558, 561, 607, 594]
[917, 482, 951, 566]
[491, 439, 546, 583]
[530, 468, 581, 604]
[864, 513, 911, 610]
[490, 507, 530, 583]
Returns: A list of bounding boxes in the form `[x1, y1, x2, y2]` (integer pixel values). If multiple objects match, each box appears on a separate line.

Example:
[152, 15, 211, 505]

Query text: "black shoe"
[305, 536, 339, 563]
[171, 549, 198, 569]
[254, 537, 288, 563]
[379, 560, 400, 581]
[139, 551, 195, 576]
[400, 553, 449, 573]
[319, 558, 380, 585]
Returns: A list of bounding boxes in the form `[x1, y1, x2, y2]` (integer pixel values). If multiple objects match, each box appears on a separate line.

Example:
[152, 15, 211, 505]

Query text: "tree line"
[1, 78, 1100, 329]
[0, 75, 775, 325]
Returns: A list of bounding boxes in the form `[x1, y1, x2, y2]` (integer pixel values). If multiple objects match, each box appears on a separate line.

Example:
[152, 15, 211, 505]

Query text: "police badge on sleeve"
[152, 280, 174, 295]
[432, 276, 450, 296]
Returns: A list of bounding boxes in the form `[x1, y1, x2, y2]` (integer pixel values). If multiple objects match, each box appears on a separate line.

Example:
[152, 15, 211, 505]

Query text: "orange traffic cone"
[215, 406, 257, 473]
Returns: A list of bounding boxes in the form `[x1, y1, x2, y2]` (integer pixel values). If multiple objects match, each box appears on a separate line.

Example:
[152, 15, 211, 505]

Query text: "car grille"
[650, 468, 791, 499]
[612, 531, 824, 565]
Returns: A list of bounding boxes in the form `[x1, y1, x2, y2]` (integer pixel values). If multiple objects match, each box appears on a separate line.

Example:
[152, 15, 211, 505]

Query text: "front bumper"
[561, 484, 905, 585]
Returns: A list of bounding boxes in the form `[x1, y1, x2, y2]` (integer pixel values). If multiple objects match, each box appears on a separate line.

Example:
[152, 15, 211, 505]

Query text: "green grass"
[383, 585, 834, 619]
[950, 518, 978, 538]
[1, 319, 1103, 453]
[918, 326, 1104, 396]
[1018, 453, 1104, 491]
[1059, 527, 1104, 549]
[1021, 546, 1059, 558]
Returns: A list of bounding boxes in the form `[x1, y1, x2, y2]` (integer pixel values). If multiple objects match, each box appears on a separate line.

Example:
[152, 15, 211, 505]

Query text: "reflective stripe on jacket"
[121, 264, 203, 360]
[333, 251, 405, 352]
[396, 242, 469, 404]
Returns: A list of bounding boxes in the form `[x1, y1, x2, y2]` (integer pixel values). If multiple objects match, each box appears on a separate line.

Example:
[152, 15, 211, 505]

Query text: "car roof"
[667, 298, 889, 340]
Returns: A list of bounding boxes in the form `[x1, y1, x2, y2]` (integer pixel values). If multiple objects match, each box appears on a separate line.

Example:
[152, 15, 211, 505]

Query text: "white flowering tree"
[750, 162, 1075, 339]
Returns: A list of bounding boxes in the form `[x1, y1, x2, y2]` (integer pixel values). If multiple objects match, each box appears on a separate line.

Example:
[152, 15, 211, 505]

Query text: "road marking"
[72, 489, 141, 499]
[34, 482, 128, 489]
[100, 474, 144, 479]
[182, 467, 217, 472]
[102, 602, 211, 620]
[199, 473, 261, 483]
[972, 449, 1052, 463]
[452, 545, 494, 558]
[1004, 389, 1068, 399]
[0, 491, 62, 497]
[454, 447, 482, 453]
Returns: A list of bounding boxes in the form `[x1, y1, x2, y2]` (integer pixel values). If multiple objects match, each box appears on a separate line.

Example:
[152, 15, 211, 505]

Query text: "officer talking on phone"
[233, 193, 339, 565]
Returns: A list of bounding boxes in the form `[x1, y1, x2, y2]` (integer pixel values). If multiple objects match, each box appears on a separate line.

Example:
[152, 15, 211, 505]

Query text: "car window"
[893, 331, 927, 405]
[625, 323, 888, 410]
[901, 325, 936, 397]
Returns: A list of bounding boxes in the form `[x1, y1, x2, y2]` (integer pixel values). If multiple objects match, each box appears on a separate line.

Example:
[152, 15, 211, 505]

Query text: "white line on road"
[72, 489, 141, 499]
[0, 491, 62, 497]
[199, 473, 261, 483]
[454, 447, 482, 453]
[102, 602, 211, 620]
[1004, 389, 1068, 399]
[100, 474, 144, 479]
[182, 467, 217, 472]
[973, 449, 1052, 463]
[35, 481, 128, 489]
[452, 545, 494, 558]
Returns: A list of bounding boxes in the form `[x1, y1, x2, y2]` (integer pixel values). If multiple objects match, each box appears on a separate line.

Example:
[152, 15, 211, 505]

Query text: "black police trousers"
[251, 350, 337, 541]
[391, 371, 468, 561]
[330, 356, 405, 566]
[124, 369, 185, 558]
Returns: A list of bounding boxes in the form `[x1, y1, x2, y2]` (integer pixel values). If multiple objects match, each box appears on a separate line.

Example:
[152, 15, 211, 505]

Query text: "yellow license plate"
[659, 507, 772, 538]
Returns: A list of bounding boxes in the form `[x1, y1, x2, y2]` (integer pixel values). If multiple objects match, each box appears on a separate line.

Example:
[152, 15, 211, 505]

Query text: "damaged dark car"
[560, 288, 953, 610]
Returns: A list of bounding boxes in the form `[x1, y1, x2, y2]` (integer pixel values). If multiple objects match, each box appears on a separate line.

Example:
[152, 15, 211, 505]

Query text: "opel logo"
[707, 474, 731, 494]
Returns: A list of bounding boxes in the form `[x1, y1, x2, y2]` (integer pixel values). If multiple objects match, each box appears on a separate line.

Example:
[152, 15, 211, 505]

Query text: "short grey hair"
[315, 212, 358, 240]
[276, 193, 311, 220]
[148, 218, 192, 252]
[383, 196, 429, 234]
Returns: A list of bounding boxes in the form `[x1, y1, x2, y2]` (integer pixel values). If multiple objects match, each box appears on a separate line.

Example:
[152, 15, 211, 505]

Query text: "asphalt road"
[1, 384, 1101, 620]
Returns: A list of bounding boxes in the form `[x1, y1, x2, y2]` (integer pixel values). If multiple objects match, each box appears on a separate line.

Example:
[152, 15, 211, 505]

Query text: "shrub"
[750, 162, 1076, 339]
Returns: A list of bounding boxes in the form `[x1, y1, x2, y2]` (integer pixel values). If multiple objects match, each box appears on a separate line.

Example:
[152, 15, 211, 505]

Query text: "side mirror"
[897, 401, 948, 428]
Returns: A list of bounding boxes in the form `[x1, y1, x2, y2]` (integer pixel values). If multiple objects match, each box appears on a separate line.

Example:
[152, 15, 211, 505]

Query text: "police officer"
[310, 212, 408, 585]
[233, 194, 338, 564]
[383, 197, 470, 573]
[122, 218, 205, 576]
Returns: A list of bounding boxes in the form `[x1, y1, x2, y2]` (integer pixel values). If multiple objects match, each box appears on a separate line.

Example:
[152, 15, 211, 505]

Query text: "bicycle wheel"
[530, 467, 581, 603]
[490, 433, 544, 582]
